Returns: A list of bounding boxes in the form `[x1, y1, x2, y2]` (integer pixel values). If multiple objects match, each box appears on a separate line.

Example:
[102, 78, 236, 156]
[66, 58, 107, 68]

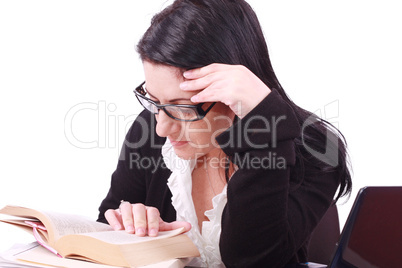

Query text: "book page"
[9, 242, 120, 268]
[71, 228, 185, 245]
[42, 211, 113, 239]
[0, 205, 113, 241]
[1, 242, 190, 268]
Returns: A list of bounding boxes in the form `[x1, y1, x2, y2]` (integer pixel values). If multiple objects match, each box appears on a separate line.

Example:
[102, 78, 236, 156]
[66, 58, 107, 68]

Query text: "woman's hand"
[105, 202, 191, 237]
[180, 63, 271, 118]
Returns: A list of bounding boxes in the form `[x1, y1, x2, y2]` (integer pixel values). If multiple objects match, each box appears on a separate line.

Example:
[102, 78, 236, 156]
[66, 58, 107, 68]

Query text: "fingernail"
[149, 228, 157, 236]
[179, 81, 188, 90]
[183, 71, 191, 78]
[114, 224, 121, 230]
[136, 228, 145, 235]
[126, 225, 134, 232]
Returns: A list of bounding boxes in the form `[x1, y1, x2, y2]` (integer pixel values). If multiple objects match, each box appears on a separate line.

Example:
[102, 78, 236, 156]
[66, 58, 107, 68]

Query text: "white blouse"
[162, 139, 227, 267]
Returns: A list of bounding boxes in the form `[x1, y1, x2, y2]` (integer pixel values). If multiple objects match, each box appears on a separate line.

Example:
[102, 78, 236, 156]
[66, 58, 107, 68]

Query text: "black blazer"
[97, 90, 339, 267]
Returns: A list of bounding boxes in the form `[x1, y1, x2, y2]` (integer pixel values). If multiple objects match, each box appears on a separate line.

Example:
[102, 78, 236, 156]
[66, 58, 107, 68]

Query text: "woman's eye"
[182, 110, 193, 115]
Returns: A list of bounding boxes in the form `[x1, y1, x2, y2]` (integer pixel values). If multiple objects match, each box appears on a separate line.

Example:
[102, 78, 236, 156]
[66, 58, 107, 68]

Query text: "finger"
[120, 202, 135, 233]
[146, 207, 160, 237]
[104, 209, 123, 231]
[159, 221, 192, 232]
[190, 84, 228, 104]
[183, 63, 226, 79]
[132, 203, 147, 236]
[180, 71, 222, 92]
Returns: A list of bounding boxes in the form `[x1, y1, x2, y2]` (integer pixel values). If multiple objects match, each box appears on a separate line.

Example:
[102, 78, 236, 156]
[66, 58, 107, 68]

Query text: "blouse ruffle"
[162, 139, 227, 267]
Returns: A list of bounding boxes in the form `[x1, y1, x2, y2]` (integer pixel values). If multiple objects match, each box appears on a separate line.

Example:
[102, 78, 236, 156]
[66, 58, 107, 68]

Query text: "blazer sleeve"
[217, 90, 339, 267]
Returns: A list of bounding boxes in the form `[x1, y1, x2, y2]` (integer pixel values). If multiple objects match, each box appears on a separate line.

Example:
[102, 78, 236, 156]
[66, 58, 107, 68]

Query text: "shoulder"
[216, 89, 301, 158]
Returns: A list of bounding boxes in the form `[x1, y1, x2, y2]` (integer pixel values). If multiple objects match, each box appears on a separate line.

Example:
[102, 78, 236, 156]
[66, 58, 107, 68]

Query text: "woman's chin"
[174, 149, 196, 160]
[173, 147, 206, 161]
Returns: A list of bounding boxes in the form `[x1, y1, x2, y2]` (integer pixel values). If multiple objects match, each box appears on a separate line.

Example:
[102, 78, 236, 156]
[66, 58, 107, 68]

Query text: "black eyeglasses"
[134, 82, 216, 122]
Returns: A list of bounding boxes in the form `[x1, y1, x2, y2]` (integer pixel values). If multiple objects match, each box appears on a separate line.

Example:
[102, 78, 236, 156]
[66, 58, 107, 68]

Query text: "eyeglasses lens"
[136, 85, 205, 121]
[165, 106, 198, 120]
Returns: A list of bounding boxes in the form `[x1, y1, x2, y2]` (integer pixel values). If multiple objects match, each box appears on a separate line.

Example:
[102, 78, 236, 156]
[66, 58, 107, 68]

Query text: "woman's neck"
[195, 147, 236, 183]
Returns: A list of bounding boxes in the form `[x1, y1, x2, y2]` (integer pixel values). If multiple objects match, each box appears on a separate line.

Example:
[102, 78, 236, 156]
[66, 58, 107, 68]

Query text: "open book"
[0, 205, 199, 267]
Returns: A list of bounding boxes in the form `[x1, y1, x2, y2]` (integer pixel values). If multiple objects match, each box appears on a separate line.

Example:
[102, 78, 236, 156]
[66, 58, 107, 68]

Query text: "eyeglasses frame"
[134, 82, 216, 122]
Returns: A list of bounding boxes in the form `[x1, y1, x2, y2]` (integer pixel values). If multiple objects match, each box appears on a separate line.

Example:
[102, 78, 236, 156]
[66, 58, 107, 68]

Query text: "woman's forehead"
[143, 61, 199, 102]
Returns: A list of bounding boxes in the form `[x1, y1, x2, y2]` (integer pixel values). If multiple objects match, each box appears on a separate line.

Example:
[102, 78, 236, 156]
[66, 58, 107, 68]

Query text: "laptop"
[326, 186, 402, 268]
[287, 186, 402, 268]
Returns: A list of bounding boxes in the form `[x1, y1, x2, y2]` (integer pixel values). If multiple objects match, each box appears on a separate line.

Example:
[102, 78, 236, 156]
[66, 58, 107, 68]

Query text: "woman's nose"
[155, 110, 181, 137]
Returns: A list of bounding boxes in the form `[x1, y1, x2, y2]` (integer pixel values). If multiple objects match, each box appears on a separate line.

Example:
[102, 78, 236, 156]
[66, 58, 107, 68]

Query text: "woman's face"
[143, 60, 235, 160]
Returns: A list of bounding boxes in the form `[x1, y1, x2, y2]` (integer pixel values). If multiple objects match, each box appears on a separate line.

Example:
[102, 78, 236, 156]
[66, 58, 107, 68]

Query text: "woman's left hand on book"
[104, 202, 192, 237]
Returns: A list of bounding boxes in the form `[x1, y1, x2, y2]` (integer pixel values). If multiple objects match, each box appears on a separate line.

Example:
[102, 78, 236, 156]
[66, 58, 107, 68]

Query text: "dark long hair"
[137, 0, 352, 201]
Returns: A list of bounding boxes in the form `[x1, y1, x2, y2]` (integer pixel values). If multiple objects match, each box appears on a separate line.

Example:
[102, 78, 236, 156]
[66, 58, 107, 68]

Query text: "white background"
[0, 0, 401, 252]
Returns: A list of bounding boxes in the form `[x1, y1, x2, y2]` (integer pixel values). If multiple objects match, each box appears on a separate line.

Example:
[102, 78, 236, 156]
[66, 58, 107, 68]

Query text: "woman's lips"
[170, 140, 189, 147]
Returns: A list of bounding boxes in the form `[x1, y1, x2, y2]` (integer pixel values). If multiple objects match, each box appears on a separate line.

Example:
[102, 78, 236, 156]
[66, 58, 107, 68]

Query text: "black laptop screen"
[338, 187, 402, 268]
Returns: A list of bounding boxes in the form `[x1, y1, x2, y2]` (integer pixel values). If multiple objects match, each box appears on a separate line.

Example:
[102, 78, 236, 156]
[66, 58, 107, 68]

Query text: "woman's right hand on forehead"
[104, 202, 191, 237]
[180, 63, 271, 119]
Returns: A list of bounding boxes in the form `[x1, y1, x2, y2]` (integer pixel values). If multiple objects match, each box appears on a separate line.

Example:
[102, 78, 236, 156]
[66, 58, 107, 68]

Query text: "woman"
[97, 0, 352, 267]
